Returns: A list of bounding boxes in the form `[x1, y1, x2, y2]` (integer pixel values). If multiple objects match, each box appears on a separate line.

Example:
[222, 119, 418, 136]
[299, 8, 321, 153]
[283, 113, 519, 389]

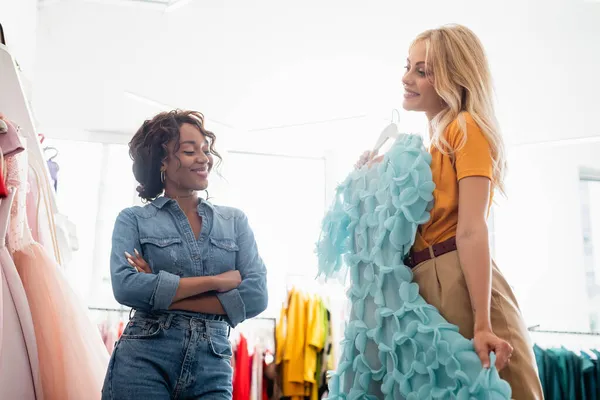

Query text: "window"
[579, 167, 600, 332]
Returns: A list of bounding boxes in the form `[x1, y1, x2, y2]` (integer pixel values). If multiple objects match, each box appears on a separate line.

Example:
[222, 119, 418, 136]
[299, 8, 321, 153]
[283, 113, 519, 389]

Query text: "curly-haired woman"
[101, 110, 268, 400]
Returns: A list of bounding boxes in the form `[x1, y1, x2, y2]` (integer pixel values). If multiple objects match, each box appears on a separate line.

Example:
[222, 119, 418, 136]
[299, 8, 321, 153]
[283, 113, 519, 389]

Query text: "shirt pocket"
[139, 237, 185, 276]
[208, 237, 239, 274]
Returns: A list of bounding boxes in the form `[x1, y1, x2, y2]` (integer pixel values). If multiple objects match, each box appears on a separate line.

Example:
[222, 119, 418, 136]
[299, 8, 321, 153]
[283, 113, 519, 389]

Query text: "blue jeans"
[101, 311, 233, 400]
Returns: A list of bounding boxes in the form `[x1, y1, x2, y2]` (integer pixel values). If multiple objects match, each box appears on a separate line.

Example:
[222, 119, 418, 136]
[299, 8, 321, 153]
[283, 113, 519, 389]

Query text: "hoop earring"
[160, 170, 165, 183]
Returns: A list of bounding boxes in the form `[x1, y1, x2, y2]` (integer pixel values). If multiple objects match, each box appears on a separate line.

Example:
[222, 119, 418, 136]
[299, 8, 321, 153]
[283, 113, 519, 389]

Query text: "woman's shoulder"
[210, 203, 247, 221]
[447, 112, 481, 133]
[117, 203, 158, 220]
[444, 111, 486, 145]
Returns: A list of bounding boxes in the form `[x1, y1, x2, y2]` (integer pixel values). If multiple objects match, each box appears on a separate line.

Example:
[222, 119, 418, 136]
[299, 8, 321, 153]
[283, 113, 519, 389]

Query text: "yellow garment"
[277, 290, 331, 398]
[327, 308, 335, 371]
[304, 297, 326, 400]
[280, 289, 309, 397]
[275, 303, 287, 365]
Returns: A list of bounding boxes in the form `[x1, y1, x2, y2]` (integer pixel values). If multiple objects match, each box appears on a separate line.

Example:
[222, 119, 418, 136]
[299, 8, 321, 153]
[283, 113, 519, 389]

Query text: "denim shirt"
[110, 196, 268, 327]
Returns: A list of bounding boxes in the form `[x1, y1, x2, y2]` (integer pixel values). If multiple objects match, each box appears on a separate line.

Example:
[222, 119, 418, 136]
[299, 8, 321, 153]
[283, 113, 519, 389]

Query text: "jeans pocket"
[208, 333, 233, 359]
[121, 320, 163, 340]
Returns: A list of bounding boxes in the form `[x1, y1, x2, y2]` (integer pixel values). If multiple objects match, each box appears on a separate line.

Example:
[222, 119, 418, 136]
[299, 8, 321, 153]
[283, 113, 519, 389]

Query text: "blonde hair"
[413, 24, 506, 194]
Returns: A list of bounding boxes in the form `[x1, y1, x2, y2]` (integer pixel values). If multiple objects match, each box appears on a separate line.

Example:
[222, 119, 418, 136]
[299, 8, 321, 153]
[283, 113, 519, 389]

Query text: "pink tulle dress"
[0, 188, 43, 399]
[6, 146, 109, 399]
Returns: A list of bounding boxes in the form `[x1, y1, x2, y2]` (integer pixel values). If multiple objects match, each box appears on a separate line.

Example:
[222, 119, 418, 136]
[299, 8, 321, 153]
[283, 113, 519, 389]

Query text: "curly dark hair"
[129, 109, 222, 201]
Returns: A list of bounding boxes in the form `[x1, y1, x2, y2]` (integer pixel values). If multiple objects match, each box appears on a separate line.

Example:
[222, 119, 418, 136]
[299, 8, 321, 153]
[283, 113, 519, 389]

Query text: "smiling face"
[402, 40, 445, 120]
[162, 122, 213, 196]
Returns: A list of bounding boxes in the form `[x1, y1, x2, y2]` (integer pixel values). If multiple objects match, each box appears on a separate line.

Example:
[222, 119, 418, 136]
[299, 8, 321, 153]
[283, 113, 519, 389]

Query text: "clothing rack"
[529, 325, 600, 336]
[88, 306, 130, 313]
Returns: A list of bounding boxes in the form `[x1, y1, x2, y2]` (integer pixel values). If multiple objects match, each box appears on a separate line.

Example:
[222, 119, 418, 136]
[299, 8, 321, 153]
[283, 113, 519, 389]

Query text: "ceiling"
[31, 0, 600, 155]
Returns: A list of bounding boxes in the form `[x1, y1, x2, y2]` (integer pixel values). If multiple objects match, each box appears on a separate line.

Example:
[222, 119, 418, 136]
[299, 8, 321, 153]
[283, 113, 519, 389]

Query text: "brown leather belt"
[405, 236, 457, 269]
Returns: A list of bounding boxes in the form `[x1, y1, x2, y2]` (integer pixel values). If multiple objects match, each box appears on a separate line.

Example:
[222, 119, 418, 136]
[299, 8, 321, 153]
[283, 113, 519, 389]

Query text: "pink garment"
[0, 188, 43, 399]
[26, 167, 57, 261]
[7, 149, 109, 399]
[0, 120, 24, 157]
[26, 167, 40, 241]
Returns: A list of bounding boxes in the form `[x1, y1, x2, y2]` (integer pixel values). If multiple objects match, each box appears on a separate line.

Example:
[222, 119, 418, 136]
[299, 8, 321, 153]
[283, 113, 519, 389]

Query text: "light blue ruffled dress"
[316, 134, 512, 399]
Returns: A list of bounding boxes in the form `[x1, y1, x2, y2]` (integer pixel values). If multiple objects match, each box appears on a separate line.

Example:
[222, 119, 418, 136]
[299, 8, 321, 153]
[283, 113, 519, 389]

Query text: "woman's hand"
[354, 150, 384, 170]
[213, 270, 242, 292]
[473, 329, 513, 371]
[125, 249, 151, 273]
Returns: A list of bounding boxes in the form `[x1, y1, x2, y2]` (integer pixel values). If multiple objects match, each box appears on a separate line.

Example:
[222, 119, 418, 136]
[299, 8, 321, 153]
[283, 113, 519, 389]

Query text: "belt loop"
[428, 245, 435, 260]
[162, 313, 174, 330]
[128, 308, 135, 321]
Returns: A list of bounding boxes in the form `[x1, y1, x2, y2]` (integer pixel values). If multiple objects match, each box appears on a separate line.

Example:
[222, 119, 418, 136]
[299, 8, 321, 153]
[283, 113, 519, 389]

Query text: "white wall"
[0, 0, 38, 75]
[495, 141, 599, 331]
[32, 0, 600, 149]
[0, 0, 38, 98]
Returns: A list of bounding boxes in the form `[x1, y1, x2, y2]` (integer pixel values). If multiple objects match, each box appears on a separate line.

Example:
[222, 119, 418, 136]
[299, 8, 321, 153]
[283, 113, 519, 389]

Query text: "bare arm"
[172, 276, 219, 302]
[456, 176, 493, 332]
[456, 176, 512, 370]
[169, 293, 226, 314]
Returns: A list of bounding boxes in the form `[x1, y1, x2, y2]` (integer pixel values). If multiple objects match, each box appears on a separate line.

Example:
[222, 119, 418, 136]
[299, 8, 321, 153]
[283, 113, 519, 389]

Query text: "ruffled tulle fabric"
[14, 244, 109, 399]
[316, 134, 511, 399]
[0, 189, 42, 399]
[6, 148, 109, 399]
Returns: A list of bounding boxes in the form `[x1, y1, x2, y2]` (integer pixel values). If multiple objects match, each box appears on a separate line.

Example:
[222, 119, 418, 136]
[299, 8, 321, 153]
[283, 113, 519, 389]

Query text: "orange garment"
[413, 112, 494, 252]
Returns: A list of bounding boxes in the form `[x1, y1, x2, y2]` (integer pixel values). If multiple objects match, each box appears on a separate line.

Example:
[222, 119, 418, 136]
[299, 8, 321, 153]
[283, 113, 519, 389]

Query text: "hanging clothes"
[47, 158, 58, 192]
[534, 344, 600, 400]
[276, 289, 332, 400]
[6, 144, 109, 399]
[233, 334, 252, 400]
[0, 119, 24, 198]
[0, 188, 43, 399]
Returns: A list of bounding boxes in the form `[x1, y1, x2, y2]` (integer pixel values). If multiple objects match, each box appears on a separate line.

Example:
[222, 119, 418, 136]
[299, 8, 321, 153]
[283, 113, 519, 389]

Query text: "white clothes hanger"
[371, 109, 401, 155]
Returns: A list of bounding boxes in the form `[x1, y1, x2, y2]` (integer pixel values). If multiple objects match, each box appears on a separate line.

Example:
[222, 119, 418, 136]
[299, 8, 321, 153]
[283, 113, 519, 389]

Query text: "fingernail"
[134, 249, 140, 255]
[124, 252, 132, 258]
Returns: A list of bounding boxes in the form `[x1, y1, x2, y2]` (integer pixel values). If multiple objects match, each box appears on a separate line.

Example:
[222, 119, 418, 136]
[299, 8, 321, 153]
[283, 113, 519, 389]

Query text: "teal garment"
[545, 349, 562, 400]
[581, 351, 596, 400]
[552, 347, 577, 399]
[316, 135, 511, 399]
[592, 350, 600, 399]
[569, 350, 584, 399]
[594, 350, 600, 399]
[535, 346, 600, 400]
[537, 348, 562, 400]
[533, 345, 547, 397]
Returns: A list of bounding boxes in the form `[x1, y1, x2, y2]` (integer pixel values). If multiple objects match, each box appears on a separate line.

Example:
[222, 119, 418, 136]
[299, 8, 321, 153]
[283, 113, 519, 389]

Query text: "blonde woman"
[362, 25, 544, 399]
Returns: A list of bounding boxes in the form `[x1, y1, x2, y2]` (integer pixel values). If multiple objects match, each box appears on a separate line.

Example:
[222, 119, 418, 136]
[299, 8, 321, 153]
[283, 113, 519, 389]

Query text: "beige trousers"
[412, 250, 544, 400]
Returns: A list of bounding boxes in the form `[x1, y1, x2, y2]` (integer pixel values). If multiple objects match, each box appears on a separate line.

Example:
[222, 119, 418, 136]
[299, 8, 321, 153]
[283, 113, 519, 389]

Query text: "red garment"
[262, 363, 269, 400]
[233, 335, 251, 400]
[117, 321, 124, 338]
[0, 172, 7, 198]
